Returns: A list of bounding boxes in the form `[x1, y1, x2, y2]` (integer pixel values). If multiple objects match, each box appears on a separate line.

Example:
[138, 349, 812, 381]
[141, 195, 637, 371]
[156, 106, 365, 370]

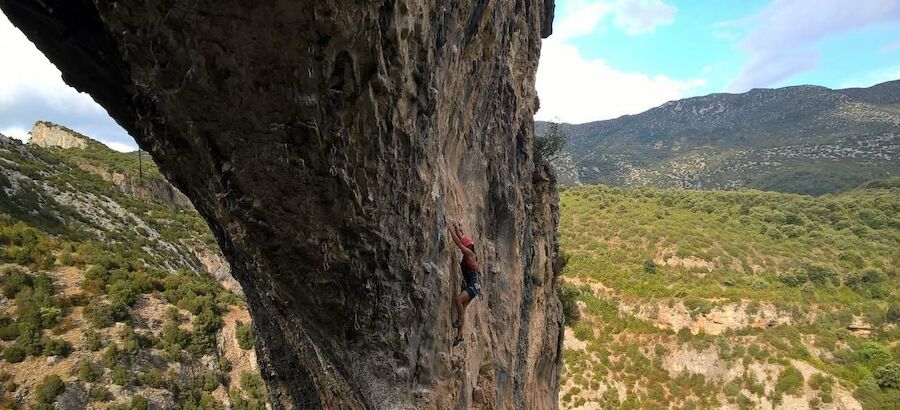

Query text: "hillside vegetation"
[0, 133, 264, 409]
[542, 80, 900, 195]
[557, 180, 899, 409]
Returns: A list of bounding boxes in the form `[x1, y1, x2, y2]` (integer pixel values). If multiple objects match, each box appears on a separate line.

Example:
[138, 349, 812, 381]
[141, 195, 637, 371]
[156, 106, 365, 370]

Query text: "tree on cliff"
[535, 121, 566, 165]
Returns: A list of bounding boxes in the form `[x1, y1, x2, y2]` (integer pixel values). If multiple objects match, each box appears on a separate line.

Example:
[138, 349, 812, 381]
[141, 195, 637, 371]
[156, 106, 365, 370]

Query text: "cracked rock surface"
[0, 0, 561, 408]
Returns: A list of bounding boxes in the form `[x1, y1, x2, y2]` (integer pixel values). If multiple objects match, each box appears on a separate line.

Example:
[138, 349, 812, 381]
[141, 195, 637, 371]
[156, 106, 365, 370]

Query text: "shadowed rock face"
[0, 0, 561, 408]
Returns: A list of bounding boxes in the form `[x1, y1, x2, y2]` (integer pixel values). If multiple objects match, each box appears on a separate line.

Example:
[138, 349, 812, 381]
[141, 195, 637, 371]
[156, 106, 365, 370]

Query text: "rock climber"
[448, 221, 482, 346]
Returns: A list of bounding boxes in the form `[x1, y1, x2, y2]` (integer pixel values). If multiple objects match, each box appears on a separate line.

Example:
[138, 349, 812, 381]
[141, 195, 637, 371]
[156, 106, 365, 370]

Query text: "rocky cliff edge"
[0, 1, 561, 408]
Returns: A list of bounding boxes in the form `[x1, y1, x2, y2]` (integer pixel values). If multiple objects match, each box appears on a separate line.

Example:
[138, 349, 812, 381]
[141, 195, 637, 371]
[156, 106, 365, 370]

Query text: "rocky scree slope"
[0, 1, 563, 408]
[540, 80, 900, 194]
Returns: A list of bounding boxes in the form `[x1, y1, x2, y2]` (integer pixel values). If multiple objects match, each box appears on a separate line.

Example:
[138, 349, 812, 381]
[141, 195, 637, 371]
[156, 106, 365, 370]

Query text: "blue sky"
[535, 0, 900, 123]
[1, 1, 899, 150]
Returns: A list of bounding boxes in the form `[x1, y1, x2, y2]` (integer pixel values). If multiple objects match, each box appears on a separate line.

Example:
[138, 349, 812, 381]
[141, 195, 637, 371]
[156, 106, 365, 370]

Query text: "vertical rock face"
[1, 0, 561, 408]
[29, 121, 88, 149]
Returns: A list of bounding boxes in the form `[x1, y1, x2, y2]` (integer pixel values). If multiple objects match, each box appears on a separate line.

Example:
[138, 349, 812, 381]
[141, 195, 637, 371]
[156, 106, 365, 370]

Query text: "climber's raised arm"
[448, 223, 476, 260]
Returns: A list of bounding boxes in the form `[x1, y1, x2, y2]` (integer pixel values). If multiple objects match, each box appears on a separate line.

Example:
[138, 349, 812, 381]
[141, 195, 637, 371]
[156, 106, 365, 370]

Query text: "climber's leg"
[453, 290, 471, 328]
[452, 291, 470, 346]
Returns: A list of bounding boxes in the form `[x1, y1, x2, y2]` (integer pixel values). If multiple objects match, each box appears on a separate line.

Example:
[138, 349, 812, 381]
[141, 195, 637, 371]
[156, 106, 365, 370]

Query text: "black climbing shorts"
[463, 275, 482, 299]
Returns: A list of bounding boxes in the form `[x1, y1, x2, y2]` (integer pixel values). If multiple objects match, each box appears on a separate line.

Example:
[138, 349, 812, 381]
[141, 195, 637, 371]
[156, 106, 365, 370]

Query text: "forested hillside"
[557, 180, 899, 409]
[0, 131, 264, 409]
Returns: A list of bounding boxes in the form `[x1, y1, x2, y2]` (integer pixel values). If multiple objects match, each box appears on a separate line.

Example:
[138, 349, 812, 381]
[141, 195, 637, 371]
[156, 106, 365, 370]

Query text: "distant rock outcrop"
[28, 121, 193, 208]
[29, 121, 88, 149]
[1, 1, 562, 408]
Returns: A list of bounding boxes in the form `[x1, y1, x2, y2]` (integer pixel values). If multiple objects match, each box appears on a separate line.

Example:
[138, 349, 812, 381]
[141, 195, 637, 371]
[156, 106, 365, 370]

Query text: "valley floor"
[556, 183, 899, 410]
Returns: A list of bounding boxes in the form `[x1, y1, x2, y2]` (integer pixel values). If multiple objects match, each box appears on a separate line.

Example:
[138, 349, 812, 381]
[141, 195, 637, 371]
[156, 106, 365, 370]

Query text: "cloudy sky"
[536, 0, 900, 123]
[1, 1, 899, 150]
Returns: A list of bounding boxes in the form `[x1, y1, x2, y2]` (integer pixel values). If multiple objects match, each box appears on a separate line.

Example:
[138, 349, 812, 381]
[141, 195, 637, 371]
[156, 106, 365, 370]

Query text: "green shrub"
[58, 253, 76, 266]
[16, 323, 44, 356]
[38, 306, 62, 328]
[676, 328, 692, 343]
[874, 363, 900, 389]
[856, 341, 892, 370]
[101, 343, 120, 368]
[111, 365, 130, 386]
[1, 266, 31, 298]
[130, 395, 149, 410]
[219, 357, 233, 373]
[807, 373, 829, 390]
[0, 319, 19, 341]
[643, 259, 659, 274]
[572, 323, 593, 341]
[161, 320, 189, 350]
[886, 302, 900, 324]
[723, 382, 741, 397]
[240, 371, 268, 402]
[2, 345, 25, 363]
[201, 370, 223, 392]
[165, 306, 182, 322]
[119, 325, 143, 355]
[107, 280, 142, 306]
[83, 300, 115, 328]
[236, 321, 254, 350]
[557, 284, 582, 324]
[855, 376, 881, 403]
[774, 365, 804, 399]
[42, 337, 71, 357]
[183, 393, 225, 410]
[137, 368, 168, 389]
[845, 268, 887, 297]
[187, 307, 222, 356]
[684, 298, 713, 317]
[229, 389, 266, 410]
[83, 328, 102, 351]
[77, 359, 101, 382]
[777, 269, 807, 287]
[34, 374, 64, 404]
[89, 385, 112, 402]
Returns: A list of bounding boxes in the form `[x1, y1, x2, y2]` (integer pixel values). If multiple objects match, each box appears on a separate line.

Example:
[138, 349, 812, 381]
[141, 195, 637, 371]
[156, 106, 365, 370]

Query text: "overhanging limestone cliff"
[0, 1, 561, 408]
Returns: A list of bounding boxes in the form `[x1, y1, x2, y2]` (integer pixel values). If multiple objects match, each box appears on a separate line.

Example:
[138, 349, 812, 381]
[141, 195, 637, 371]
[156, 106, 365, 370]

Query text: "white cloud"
[612, 0, 676, 35]
[0, 13, 134, 146]
[98, 139, 137, 153]
[1, 126, 28, 142]
[536, 0, 699, 124]
[556, 0, 676, 39]
[536, 38, 704, 123]
[726, 0, 900, 92]
[554, 2, 614, 41]
[0, 14, 99, 113]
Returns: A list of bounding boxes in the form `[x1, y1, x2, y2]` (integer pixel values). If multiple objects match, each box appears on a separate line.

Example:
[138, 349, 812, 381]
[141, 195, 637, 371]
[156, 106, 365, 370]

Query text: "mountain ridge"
[540, 80, 900, 195]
